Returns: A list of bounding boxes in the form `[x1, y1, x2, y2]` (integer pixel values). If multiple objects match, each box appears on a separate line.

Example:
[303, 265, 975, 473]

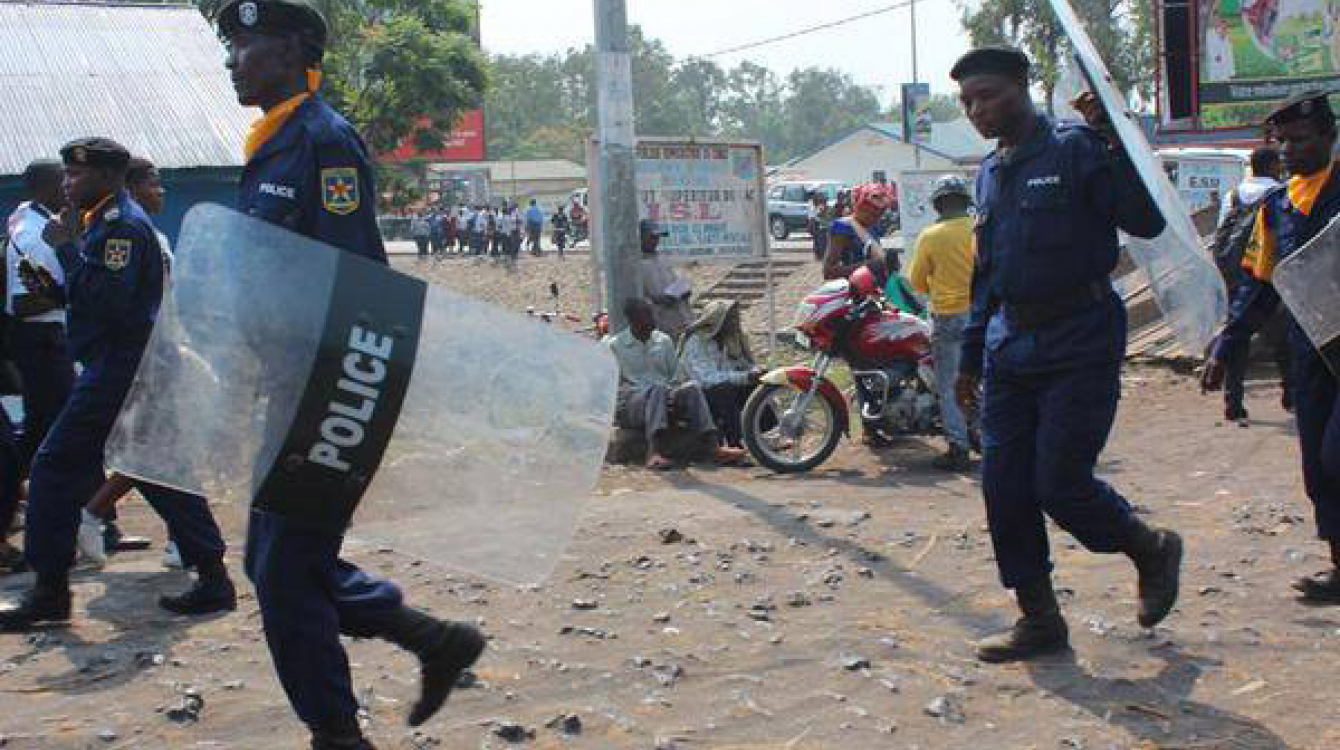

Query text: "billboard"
[631, 139, 769, 263]
[901, 83, 933, 145]
[381, 110, 487, 162]
[1195, 0, 1340, 128]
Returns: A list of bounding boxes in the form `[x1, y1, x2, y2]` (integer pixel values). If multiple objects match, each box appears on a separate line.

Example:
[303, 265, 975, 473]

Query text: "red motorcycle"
[742, 267, 938, 473]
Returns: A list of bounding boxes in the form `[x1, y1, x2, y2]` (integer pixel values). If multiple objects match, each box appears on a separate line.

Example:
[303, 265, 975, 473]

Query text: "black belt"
[1002, 281, 1111, 329]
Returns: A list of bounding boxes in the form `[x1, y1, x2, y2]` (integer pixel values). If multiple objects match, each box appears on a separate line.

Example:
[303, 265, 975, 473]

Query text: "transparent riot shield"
[1273, 213, 1340, 374]
[107, 204, 618, 585]
[1047, 0, 1227, 353]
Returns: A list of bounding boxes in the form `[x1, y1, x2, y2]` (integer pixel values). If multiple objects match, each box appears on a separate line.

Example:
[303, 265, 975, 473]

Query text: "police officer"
[218, 3, 484, 748]
[950, 47, 1184, 662]
[1202, 92, 1340, 604]
[0, 138, 235, 630]
[5, 160, 75, 473]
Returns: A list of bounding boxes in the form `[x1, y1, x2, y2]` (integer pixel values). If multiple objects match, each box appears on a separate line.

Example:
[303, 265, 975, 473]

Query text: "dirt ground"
[1, 360, 1336, 749]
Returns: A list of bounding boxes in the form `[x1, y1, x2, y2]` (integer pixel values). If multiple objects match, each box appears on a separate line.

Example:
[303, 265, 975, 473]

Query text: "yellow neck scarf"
[1288, 162, 1334, 216]
[243, 69, 323, 161]
[81, 193, 114, 230]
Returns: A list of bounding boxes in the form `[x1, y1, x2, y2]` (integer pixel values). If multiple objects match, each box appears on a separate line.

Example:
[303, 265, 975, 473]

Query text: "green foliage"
[957, 0, 1156, 109]
[485, 26, 895, 165]
[186, 0, 486, 154]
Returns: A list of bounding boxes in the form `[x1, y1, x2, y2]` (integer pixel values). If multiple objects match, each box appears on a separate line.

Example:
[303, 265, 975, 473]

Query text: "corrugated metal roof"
[0, 1, 254, 176]
[867, 119, 994, 162]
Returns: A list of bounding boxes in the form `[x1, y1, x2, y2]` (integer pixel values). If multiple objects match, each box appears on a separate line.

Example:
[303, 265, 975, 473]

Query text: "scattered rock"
[925, 695, 965, 724]
[489, 718, 535, 742]
[571, 599, 599, 610]
[658, 528, 685, 544]
[96, 728, 118, 743]
[545, 713, 583, 735]
[841, 655, 872, 672]
[652, 663, 685, 686]
[165, 692, 205, 723]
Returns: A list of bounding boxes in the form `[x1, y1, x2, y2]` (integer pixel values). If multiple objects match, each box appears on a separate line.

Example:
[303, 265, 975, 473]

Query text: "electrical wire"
[701, 0, 933, 58]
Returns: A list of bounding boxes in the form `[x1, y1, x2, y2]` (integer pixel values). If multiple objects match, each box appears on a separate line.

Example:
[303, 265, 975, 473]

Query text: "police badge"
[104, 239, 132, 271]
[322, 168, 359, 215]
[239, 1, 259, 27]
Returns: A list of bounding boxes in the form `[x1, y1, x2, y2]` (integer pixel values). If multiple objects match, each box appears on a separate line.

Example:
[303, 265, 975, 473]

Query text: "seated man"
[678, 300, 765, 449]
[604, 298, 746, 470]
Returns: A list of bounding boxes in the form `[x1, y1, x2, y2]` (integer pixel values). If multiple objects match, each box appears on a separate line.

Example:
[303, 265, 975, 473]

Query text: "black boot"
[976, 577, 1069, 663]
[1124, 521, 1183, 628]
[0, 572, 71, 632]
[933, 444, 971, 472]
[158, 558, 236, 616]
[310, 718, 377, 750]
[380, 606, 486, 726]
[1293, 540, 1340, 604]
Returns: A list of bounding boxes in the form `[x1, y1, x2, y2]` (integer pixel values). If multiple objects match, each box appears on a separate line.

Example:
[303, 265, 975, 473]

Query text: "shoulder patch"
[104, 238, 132, 271]
[322, 168, 359, 215]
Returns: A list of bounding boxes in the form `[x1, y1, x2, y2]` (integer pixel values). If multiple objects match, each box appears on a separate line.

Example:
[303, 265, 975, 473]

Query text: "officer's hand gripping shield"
[1273, 212, 1340, 375]
[106, 204, 618, 585]
[1048, 0, 1227, 353]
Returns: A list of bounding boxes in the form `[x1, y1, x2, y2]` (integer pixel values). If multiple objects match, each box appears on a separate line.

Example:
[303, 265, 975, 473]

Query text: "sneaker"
[0, 586, 72, 632]
[76, 510, 107, 568]
[1225, 405, 1249, 423]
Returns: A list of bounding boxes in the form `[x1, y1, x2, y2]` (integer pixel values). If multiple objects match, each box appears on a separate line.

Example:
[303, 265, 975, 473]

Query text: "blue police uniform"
[963, 114, 1166, 588]
[1213, 171, 1340, 542]
[25, 190, 227, 578]
[238, 93, 408, 730]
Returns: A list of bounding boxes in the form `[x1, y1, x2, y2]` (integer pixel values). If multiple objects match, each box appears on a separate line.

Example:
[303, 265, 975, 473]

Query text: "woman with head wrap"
[823, 183, 893, 281]
[677, 300, 765, 449]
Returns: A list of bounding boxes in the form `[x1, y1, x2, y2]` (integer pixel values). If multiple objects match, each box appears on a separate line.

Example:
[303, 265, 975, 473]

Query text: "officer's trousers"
[24, 351, 226, 576]
[244, 510, 403, 730]
[1292, 346, 1340, 541]
[980, 358, 1139, 588]
[6, 321, 74, 468]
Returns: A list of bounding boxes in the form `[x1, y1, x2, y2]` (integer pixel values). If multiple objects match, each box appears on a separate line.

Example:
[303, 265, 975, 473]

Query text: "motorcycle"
[741, 266, 939, 473]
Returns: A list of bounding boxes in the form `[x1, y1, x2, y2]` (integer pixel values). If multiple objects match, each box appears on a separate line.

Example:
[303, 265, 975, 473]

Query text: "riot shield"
[106, 204, 618, 585]
[1273, 213, 1340, 375]
[1047, 0, 1227, 353]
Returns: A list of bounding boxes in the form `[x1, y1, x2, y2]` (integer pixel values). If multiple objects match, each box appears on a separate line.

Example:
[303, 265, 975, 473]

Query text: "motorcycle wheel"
[742, 383, 843, 474]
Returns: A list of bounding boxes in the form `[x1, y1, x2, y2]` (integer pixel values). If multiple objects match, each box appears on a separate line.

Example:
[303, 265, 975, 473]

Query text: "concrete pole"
[593, 0, 640, 332]
[911, 0, 922, 169]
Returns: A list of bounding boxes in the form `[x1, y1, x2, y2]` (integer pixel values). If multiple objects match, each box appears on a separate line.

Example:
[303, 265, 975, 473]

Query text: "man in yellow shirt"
[909, 175, 977, 471]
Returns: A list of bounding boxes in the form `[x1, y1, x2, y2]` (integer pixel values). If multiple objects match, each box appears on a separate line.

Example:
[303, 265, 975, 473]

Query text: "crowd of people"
[407, 196, 587, 261]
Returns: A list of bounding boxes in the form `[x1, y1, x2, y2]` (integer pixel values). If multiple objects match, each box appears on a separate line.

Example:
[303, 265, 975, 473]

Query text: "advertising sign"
[1158, 153, 1247, 214]
[896, 169, 976, 247]
[381, 110, 487, 163]
[901, 83, 933, 145]
[635, 139, 768, 263]
[1198, 0, 1340, 128]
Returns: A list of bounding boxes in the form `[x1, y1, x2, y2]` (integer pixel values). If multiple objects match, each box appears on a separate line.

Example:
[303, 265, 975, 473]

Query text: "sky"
[478, 0, 974, 108]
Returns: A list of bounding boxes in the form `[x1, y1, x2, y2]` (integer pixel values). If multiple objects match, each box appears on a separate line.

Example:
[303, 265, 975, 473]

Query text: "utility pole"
[593, 0, 639, 332]
[911, 0, 922, 169]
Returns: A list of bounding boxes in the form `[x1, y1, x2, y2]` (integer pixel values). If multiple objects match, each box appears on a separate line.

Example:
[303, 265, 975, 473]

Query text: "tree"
[958, 0, 1156, 111]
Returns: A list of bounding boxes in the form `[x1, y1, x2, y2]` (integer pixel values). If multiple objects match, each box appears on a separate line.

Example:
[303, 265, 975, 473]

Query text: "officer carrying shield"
[1202, 92, 1340, 604]
[0, 138, 236, 630]
[951, 46, 1184, 662]
[216, 2, 484, 747]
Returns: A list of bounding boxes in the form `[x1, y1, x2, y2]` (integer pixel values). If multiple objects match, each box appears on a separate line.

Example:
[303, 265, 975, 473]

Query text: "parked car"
[767, 180, 846, 241]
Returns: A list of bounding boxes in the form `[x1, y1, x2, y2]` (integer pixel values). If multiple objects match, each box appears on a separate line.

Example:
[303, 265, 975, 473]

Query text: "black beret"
[950, 46, 1032, 82]
[1265, 90, 1335, 127]
[60, 137, 131, 170]
[217, 0, 327, 54]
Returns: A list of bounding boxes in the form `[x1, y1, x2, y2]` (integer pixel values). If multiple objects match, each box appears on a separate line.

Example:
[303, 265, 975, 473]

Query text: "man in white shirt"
[5, 160, 75, 472]
[604, 298, 744, 469]
[638, 220, 692, 340]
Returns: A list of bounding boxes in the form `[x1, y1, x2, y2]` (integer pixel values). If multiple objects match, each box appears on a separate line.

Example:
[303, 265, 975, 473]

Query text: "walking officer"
[1202, 91, 1340, 604]
[0, 138, 236, 630]
[951, 46, 1184, 662]
[218, 3, 484, 748]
